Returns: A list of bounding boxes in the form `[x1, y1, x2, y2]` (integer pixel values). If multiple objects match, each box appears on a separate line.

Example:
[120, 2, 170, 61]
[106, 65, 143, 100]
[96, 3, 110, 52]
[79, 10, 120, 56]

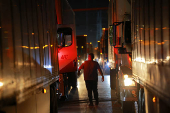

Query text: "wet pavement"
[58, 73, 123, 113]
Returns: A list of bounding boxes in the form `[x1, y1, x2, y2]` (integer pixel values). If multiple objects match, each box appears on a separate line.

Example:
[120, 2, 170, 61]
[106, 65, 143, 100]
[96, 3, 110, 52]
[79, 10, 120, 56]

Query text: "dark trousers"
[85, 80, 98, 103]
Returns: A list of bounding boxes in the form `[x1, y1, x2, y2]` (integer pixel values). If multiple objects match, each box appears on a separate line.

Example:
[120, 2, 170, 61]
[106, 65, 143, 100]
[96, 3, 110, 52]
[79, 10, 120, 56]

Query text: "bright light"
[81, 46, 83, 48]
[124, 74, 128, 79]
[44, 65, 53, 69]
[84, 34, 87, 36]
[98, 41, 100, 42]
[124, 78, 133, 86]
[102, 28, 105, 30]
[43, 89, 47, 94]
[107, 62, 110, 66]
[90, 42, 92, 44]
[82, 61, 84, 63]
[153, 97, 156, 103]
[0, 82, 3, 87]
[124, 77, 135, 86]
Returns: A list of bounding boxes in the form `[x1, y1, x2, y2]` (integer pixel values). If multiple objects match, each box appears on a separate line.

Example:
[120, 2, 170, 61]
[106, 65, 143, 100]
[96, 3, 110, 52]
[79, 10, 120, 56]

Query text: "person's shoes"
[95, 101, 99, 105]
[89, 102, 94, 106]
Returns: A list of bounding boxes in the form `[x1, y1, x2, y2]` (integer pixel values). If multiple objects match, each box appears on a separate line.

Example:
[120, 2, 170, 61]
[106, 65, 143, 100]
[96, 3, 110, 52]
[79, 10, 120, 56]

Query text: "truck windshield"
[57, 28, 72, 47]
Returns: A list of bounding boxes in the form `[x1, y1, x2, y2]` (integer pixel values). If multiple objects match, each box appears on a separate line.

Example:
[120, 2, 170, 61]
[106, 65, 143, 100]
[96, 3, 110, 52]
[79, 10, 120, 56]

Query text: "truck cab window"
[57, 33, 64, 47]
[64, 35, 71, 46]
[57, 27, 72, 47]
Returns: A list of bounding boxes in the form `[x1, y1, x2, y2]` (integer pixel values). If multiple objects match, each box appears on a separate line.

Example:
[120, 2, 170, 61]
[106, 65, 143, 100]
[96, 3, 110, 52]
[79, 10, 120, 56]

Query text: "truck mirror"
[109, 25, 116, 46]
[124, 21, 131, 44]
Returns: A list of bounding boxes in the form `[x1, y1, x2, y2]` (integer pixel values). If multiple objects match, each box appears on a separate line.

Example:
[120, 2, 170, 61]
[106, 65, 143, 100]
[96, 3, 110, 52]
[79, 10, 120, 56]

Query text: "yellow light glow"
[102, 28, 105, 30]
[84, 34, 87, 36]
[43, 89, 47, 94]
[132, 90, 136, 94]
[90, 42, 92, 44]
[98, 41, 100, 42]
[153, 97, 156, 103]
[162, 27, 167, 30]
[35, 47, 39, 49]
[30, 47, 34, 49]
[155, 28, 159, 30]
[81, 46, 83, 48]
[32, 33, 34, 35]
[0, 82, 3, 87]
[51, 45, 53, 47]
[78, 60, 80, 62]
[124, 75, 128, 79]
[76, 46, 78, 48]
[124, 78, 132, 86]
[100, 53, 102, 54]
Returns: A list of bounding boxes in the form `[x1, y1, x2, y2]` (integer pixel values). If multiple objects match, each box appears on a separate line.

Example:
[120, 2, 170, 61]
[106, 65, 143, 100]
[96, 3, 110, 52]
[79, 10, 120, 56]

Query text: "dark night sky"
[67, 0, 109, 47]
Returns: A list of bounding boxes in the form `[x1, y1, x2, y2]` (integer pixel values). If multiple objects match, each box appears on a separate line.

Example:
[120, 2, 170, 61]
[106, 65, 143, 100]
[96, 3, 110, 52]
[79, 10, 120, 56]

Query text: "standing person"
[78, 53, 104, 106]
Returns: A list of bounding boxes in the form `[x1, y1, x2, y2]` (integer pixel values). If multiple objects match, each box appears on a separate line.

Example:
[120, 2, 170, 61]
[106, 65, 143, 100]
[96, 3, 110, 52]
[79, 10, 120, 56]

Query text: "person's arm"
[98, 68, 104, 82]
[96, 62, 104, 82]
[78, 63, 84, 76]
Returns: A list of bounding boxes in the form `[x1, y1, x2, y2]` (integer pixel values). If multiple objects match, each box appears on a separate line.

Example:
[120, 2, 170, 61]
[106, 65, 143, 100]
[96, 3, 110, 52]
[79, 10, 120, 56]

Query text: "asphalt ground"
[58, 74, 123, 113]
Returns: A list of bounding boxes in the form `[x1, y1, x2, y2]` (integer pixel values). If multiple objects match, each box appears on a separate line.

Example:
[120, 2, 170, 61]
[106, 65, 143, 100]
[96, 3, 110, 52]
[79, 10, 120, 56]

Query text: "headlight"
[0, 82, 3, 87]
[124, 75, 135, 86]
[124, 74, 128, 79]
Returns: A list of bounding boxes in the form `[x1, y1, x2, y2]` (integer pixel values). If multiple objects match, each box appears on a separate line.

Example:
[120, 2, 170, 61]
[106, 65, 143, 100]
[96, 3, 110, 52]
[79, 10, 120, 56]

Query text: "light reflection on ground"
[58, 73, 123, 113]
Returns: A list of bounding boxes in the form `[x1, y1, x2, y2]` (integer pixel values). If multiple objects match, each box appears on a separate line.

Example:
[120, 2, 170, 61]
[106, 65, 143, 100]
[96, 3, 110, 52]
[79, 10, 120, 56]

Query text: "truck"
[76, 35, 87, 67]
[99, 28, 110, 74]
[0, 0, 77, 112]
[108, 0, 136, 112]
[56, 0, 77, 99]
[131, 0, 170, 112]
[109, 0, 170, 113]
